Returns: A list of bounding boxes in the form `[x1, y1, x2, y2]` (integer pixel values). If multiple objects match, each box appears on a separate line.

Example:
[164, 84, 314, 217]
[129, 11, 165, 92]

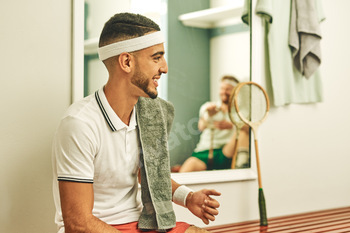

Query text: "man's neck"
[220, 102, 229, 112]
[103, 82, 139, 126]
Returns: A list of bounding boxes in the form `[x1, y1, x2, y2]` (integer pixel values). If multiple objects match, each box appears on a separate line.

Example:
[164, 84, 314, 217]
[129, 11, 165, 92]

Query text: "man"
[52, 13, 220, 233]
[179, 76, 249, 172]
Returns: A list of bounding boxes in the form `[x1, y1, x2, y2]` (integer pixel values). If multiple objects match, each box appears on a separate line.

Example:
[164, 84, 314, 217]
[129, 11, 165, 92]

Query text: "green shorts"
[191, 149, 232, 170]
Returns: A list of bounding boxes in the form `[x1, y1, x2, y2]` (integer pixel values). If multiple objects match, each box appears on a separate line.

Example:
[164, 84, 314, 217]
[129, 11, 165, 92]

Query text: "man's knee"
[184, 225, 210, 233]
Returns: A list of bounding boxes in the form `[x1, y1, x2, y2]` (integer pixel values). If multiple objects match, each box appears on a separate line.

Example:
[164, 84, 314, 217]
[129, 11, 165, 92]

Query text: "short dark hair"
[99, 12, 161, 48]
[221, 75, 239, 84]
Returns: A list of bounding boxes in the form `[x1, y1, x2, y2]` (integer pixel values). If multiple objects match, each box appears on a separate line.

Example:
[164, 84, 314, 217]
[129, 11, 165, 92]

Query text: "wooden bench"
[205, 206, 350, 232]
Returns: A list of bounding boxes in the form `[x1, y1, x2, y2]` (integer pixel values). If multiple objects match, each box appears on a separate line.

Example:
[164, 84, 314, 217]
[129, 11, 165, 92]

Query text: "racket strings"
[229, 101, 245, 128]
[236, 84, 267, 123]
[251, 85, 267, 122]
[228, 85, 247, 131]
[236, 84, 252, 121]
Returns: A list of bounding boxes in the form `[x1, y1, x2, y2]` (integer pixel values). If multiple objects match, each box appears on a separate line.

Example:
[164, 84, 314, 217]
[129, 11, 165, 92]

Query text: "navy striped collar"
[94, 88, 137, 132]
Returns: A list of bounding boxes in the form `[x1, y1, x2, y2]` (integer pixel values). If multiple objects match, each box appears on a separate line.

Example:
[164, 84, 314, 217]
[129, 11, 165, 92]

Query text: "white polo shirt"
[52, 88, 142, 233]
[194, 101, 235, 152]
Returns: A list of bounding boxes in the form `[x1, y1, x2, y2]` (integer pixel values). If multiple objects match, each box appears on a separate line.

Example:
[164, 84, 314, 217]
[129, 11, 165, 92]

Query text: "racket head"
[233, 82, 270, 129]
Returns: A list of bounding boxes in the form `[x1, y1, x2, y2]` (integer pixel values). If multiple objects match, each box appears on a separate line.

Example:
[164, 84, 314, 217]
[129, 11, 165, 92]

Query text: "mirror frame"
[71, 0, 260, 185]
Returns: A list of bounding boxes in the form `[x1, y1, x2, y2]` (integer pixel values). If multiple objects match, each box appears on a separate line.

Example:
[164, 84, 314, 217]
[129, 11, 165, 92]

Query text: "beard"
[131, 65, 158, 99]
[221, 94, 230, 104]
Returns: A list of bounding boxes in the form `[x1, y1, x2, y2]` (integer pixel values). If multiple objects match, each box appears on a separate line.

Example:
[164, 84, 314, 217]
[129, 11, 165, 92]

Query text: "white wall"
[210, 32, 250, 101]
[210, 0, 249, 101]
[260, 0, 350, 214]
[0, 1, 71, 232]
[174, 0, 350, 228]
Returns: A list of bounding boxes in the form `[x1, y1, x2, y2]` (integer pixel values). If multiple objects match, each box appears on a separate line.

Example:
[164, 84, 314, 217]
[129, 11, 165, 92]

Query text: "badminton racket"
[206, 105, 220, 170]
[207, 122, 214, 170]
[234, 81, 269, 226]
[227, 83, 247, 169]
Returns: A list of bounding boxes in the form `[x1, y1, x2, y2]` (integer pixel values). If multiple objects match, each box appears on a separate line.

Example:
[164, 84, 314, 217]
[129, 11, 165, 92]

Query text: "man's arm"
[171, 179, 221, 225]
[197, 102, 221, 132]
[213, 120, 233, 130]
[59, 181, 121, 233]
[198, 117, 207, 132]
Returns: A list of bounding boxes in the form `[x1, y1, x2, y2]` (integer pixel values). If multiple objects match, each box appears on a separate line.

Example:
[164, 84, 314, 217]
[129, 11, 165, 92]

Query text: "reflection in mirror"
[174, 76, 250, 173]
[167, 0, 251, 174]
[82, 0, 251, 181]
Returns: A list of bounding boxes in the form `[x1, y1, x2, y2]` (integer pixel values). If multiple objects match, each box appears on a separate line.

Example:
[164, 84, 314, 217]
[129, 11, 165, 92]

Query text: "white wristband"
[172, 185, 193, 207]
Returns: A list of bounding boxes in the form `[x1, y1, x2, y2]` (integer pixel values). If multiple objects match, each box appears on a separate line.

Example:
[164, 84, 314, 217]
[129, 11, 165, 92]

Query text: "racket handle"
[230, 138, 239, 169]
[207, 157, 213, 170]
[259, 188, 268, 226]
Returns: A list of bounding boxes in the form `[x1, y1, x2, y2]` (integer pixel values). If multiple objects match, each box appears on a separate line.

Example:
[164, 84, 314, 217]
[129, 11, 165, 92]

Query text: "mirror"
[167, 1, 251, 174]
[80, 0, 252, 184]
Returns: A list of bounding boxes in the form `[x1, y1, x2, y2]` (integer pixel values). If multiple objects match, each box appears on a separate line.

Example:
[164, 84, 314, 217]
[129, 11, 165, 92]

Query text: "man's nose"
[160, 59, 168, 74]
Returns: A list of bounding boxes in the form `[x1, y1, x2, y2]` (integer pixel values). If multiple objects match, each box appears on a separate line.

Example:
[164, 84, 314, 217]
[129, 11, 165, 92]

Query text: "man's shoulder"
[61, 93, 100, 124]
[199, 101, 221, 115]
[200, 100, 221, 108]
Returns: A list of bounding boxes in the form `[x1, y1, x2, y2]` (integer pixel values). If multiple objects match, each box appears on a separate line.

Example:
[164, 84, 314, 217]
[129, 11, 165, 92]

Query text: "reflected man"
[179, 75, 249, 172]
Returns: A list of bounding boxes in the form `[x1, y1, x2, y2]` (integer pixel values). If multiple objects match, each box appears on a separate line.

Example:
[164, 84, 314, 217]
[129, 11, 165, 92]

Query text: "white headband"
[98, 31, 165, 61]
[222, 79, 238, 87]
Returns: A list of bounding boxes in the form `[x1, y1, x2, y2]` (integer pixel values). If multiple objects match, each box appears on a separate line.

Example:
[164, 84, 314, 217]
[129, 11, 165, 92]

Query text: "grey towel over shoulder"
[136, 97, 176, 232]
[289, 0, 322, 78]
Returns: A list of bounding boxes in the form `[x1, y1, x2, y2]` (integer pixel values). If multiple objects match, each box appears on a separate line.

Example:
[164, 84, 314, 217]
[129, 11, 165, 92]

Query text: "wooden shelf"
[178, 4, 244, 29]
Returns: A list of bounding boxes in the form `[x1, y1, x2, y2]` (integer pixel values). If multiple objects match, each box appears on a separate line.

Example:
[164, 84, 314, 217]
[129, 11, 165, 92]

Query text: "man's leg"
[222, 133, 237, 158]
[222, 125, 250, 158]
[179, 157, 207, 172]
[112, 222, 210, 233]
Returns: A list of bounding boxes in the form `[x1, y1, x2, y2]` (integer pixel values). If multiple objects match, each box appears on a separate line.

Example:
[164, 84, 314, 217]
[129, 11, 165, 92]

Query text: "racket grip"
[258, 188, 268, 226]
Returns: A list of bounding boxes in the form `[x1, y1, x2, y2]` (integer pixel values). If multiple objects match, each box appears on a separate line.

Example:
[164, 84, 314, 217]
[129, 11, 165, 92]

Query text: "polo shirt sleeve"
[199, 101, 220, 120]
[53, 116, 96, 183]
[199, 102, 211, 119]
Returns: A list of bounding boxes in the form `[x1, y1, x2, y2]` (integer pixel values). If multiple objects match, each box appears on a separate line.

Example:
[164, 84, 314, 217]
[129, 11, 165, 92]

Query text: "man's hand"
[214, 120, 233, 130]
[206, 104, 219, 117]
[186, 189, 221, 225]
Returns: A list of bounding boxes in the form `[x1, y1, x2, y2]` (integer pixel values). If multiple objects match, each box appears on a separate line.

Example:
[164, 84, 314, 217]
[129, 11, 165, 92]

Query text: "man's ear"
[118, 52, 134, 73]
